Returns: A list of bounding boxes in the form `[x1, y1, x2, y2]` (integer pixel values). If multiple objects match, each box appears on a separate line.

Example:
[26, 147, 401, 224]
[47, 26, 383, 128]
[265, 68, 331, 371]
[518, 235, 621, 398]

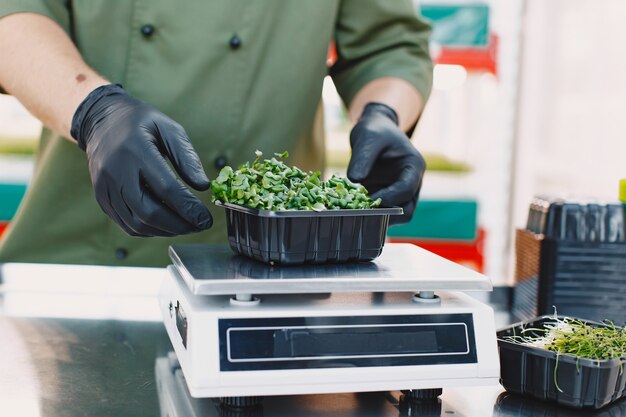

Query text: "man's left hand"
[347, 102, 426, 224]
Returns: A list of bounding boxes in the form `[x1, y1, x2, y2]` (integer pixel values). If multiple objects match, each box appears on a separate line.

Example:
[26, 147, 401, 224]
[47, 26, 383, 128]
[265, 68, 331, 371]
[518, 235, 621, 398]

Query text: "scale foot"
[218, 407, 263, 417]
[399, 395, 441, 417]
[230, 294, 261, 306]
[400, 388, 442, 402]
[218, 405, 263, 417]
[219, 396, 264, 409]
[411, 292, 441, 304]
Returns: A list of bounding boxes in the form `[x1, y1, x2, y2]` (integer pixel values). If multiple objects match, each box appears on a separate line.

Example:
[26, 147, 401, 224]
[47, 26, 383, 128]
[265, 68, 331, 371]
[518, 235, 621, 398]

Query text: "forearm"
[349, 77, 424, 132]
[0, 13, 108, 138]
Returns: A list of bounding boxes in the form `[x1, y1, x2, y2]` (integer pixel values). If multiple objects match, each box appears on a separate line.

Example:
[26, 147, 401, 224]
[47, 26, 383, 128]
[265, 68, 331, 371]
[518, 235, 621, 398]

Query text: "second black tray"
[497, 316, 626, 409]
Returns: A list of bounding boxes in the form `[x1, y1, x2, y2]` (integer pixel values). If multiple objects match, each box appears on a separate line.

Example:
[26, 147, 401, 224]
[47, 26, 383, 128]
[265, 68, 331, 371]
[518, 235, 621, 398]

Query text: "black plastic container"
[497, 316, 626, 409]
[530, 199, 625, 242]
[537, 238, 626, 324]
[513, 198, 626, 323]
[215, 201, 403, 265]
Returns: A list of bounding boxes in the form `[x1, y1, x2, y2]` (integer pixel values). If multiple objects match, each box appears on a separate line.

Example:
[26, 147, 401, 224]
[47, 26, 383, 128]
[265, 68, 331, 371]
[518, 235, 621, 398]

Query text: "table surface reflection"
[1, 263, 624, 417]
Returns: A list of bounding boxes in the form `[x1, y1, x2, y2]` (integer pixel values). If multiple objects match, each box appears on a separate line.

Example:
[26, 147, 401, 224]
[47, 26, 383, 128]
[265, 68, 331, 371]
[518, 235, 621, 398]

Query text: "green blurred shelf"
[388, 199, 478, 241]
[325, 149, 471, 173]
[0, 137, 38, 156]
[0, 183, 27, 221]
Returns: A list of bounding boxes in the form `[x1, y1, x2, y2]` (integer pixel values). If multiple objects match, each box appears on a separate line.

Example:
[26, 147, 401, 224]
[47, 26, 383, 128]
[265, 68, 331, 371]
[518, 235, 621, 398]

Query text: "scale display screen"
[219, 314, 476, 371]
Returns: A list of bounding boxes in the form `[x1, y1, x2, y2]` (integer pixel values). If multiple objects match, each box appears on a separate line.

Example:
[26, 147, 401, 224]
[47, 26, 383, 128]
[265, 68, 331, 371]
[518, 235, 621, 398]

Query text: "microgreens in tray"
[504, 315, 626, 391]
[210, 150, 382, 211]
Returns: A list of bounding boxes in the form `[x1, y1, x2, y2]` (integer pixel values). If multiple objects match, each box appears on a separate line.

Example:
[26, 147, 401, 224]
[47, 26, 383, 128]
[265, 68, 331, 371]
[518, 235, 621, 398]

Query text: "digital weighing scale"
[158, 243, 499, 403]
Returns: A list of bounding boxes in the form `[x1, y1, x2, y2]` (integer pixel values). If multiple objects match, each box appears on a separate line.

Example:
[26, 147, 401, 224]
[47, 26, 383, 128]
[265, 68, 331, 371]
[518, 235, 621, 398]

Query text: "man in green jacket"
[0, 1, 433, 267]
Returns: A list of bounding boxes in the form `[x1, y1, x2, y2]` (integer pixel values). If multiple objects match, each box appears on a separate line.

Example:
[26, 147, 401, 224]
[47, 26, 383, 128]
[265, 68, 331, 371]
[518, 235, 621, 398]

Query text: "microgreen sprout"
[210, 150, 382, 211]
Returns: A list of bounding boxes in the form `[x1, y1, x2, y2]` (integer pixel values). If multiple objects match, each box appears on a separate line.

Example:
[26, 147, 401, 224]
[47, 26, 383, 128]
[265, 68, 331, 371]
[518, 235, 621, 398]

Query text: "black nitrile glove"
[71, 84, 212, 237]
[348, 102, 426, 225]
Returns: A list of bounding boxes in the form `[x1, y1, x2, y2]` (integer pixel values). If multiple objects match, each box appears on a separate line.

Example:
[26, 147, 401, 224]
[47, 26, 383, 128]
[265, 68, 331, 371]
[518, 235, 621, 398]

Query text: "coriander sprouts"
[210, 151, 382, 211]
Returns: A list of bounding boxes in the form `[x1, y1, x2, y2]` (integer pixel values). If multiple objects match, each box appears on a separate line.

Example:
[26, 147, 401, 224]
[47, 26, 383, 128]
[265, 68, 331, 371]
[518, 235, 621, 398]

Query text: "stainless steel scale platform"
[158, 243, 500, 403]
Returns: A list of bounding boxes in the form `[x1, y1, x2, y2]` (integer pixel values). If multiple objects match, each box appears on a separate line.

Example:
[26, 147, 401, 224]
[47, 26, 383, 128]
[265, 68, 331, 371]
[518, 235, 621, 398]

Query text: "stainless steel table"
[1, 262, 624, 417]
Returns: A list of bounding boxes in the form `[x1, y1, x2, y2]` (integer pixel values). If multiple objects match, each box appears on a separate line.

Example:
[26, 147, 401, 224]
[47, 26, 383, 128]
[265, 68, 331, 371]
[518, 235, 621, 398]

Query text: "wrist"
[71, 83, 125, 150]
[61, 76, 108, 137]
[360, 102, 399, 126]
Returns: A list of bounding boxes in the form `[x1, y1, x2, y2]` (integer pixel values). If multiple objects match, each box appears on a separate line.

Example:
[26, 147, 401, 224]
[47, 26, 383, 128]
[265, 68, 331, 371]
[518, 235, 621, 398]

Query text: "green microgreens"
[210, 150, 382, 211]
[505, 313, 626, 392]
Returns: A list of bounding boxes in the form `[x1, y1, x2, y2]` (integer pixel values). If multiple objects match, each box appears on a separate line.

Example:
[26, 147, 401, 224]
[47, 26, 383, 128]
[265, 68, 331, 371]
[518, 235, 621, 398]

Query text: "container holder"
[512, 228, 626, 324]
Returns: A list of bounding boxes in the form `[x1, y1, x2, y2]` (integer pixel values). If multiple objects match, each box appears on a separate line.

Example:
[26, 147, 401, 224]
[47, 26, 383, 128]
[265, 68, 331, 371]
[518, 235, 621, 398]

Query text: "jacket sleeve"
[330, 0, 433, 107]
[0, 0, 70, 94]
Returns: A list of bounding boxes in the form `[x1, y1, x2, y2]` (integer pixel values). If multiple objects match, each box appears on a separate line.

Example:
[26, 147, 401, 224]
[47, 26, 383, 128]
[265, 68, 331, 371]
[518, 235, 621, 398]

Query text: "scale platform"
[159, 243, 500, 401]
[168, 243, 492, 296]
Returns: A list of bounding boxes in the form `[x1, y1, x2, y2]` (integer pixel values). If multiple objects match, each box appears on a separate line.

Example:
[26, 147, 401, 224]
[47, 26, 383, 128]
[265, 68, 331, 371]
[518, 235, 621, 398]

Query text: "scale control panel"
[219, 314, 477, 372]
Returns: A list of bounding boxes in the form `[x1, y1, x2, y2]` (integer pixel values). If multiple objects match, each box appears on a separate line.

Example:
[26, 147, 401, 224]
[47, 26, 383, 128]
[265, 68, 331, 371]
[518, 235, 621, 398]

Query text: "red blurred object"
[389, 228, 485, 272]
[0, 222, 7, 238]
[327, 41, 338, 67]
[435, 34, 498, 76]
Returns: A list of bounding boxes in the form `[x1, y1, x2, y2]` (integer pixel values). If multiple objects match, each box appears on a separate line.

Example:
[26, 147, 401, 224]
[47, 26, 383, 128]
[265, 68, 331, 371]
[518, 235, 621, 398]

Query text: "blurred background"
[1, 0, 625, 289]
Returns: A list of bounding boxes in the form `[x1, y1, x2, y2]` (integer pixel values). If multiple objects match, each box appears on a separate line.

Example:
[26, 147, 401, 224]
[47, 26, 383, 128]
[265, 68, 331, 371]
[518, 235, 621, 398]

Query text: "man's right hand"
[71, 84, 212, 237]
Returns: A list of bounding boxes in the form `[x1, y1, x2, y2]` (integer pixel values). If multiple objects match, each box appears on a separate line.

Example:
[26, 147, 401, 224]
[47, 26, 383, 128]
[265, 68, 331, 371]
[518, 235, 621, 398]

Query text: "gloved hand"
[348, 102, 426, 224]
[71, 84, 212, 237]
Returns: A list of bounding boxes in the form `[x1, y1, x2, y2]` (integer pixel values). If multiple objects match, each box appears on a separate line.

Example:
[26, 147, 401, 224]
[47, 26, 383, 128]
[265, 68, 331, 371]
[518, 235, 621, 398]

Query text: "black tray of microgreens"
[210, 151, 402, 265]
[497, 316, 626, 409]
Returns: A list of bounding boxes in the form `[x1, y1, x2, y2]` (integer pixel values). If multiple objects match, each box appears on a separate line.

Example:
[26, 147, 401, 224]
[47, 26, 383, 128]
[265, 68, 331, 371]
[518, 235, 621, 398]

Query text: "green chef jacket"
[0, 0, 433, 267]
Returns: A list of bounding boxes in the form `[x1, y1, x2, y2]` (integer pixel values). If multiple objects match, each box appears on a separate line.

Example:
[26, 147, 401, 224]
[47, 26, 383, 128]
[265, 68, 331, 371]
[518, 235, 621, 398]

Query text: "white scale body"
[159, 243, 500, 398]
